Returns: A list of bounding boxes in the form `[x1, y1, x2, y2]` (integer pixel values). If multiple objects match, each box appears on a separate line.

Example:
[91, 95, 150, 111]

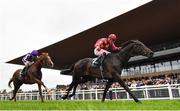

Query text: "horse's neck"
[118, 45, 133, 66]
[32, 60, 42, 70]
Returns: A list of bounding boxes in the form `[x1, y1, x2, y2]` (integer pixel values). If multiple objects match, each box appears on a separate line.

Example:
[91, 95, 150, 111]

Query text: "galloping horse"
[60, 40, 154, 102]
[8, 52, 54, 102]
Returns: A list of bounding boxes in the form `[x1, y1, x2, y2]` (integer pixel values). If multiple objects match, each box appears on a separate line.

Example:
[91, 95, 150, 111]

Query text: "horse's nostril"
[149, 52, 154, 58]
[151, 52, 154, 56]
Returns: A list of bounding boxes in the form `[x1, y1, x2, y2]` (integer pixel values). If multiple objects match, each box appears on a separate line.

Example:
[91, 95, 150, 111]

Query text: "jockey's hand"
[113, 47, 121, 53]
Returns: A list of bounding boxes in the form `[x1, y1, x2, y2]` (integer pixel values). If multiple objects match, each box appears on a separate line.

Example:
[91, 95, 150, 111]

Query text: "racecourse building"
[7, 0, 180, 78]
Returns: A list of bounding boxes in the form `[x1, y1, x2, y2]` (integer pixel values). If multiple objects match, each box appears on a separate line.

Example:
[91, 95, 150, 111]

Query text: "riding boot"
[100, 56, 106, 65]
[21, 66, 29, 76]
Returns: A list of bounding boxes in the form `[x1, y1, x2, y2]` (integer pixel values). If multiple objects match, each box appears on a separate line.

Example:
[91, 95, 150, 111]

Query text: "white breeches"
[94, 47, 111, 56]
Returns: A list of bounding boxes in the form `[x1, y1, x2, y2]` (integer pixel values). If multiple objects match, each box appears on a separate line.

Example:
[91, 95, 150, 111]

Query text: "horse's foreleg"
[115, 74, 141, 103]
[38, 84, 44, 102]
[41, 82, 48, 92]
[101, 80, 113, 102]
[33, 78, 48, 92]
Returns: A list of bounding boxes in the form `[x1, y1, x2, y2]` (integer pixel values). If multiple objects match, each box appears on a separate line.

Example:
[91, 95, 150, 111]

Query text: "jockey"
[21, 50, 40, 76]
[93, 34, 120, 65]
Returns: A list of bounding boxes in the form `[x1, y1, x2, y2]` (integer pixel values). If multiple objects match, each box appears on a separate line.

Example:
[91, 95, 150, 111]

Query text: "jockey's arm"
[118, 47, 122, 50]
[22, 58, 27, 64]
[111, 43, 119, 51]
[22, 55, 29, 63]
[22, 55, 32, 66]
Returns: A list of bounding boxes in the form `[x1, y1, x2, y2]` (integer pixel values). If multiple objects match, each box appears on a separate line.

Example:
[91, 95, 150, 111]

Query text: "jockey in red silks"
[93, 34, 120, 65]
[21, 50, 40, 76]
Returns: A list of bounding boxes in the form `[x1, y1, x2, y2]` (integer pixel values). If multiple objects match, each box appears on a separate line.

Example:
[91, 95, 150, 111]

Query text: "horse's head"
[38, 52, 54, 68]
[121, 40, 154, 58]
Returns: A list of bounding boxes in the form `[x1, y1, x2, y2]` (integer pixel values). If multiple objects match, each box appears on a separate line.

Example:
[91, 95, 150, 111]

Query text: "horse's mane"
[121, 40, 138, 48]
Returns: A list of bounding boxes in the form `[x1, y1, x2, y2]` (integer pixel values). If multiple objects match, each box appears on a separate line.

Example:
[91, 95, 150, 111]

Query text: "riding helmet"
[31, 50, 39, 56]
[108, 34, 117, 41]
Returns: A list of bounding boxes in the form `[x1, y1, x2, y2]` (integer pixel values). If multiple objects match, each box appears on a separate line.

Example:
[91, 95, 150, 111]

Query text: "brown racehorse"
[8, 52, 54, 102]
[60, 40, 154, 102]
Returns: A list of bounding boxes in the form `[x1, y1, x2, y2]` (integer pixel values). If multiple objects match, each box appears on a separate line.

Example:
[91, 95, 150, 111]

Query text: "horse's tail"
[8, 78, 13, 88]
[60, 64, 74, 75]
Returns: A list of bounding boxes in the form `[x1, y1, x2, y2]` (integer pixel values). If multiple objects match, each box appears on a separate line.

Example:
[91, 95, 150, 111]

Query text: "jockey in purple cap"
[21, 50, 40, 76]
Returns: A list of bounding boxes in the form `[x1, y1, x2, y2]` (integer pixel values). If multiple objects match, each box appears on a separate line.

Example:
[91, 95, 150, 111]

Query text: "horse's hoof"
[101, 99, 105, 102]
[46, 89, 50, 93]
[135, 100, 142, 104]
[61, 96, 67, 100]
[68, 94, 73, 98]
[137, 101, 142, 104]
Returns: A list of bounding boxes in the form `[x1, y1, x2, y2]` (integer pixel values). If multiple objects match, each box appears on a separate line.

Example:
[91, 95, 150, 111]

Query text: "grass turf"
[0, 99, 180, 110]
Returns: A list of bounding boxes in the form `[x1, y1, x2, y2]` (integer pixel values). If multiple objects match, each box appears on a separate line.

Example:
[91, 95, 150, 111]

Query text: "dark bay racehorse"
[60, 40, 154, 102]
[8, 52, 54, 102]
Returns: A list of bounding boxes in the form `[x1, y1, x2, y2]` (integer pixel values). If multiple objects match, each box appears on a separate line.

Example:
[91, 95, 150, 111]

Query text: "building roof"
[7, 0, 180, 70]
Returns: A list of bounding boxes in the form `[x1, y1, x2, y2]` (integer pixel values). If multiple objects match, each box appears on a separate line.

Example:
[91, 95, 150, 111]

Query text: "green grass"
[0, 99, 180, 110]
